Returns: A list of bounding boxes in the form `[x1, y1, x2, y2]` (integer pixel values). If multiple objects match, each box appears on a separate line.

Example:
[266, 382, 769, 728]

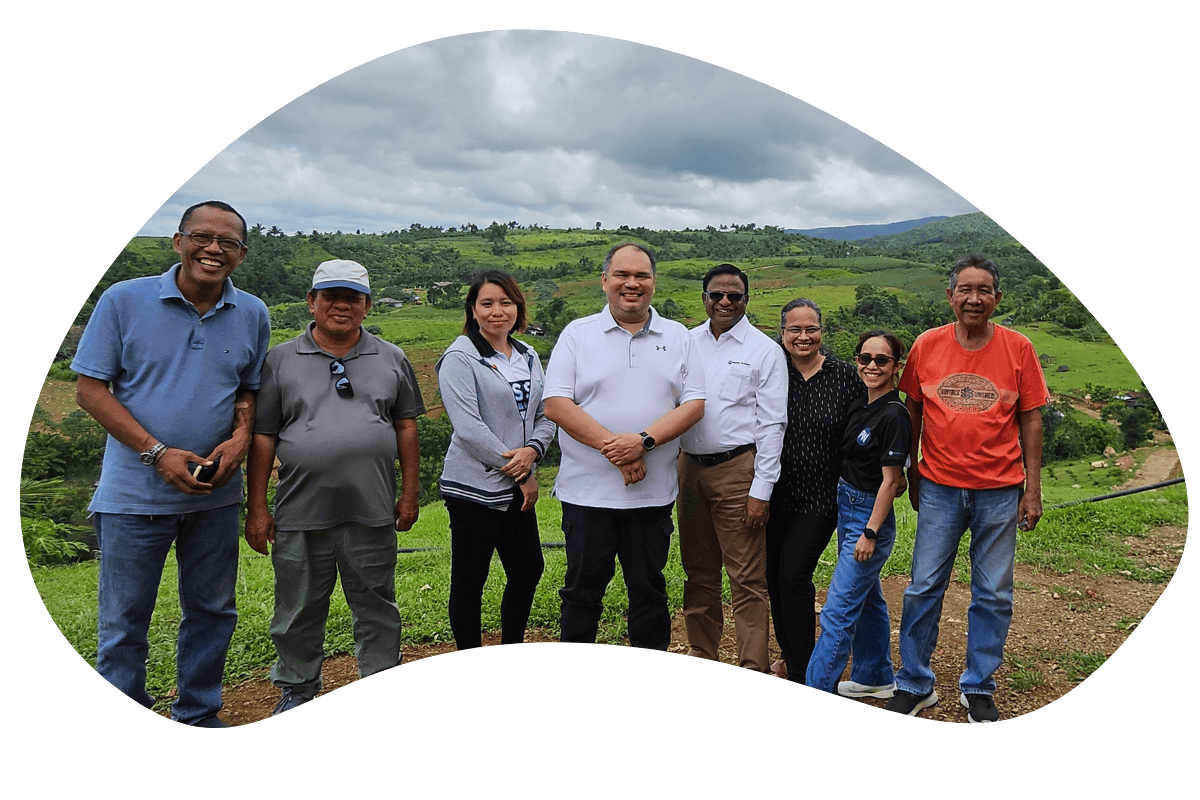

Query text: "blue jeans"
[94, 505, 240, 724]
[806, 480, 896, 692]
[895, 479, 1020, 697]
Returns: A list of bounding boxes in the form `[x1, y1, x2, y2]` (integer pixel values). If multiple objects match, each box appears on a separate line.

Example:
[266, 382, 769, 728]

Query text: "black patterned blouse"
[770, 349, 865, 519]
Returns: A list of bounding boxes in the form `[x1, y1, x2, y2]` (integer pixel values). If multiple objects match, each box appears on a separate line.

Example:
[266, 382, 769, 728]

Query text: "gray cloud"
[144, 30, 973, 235]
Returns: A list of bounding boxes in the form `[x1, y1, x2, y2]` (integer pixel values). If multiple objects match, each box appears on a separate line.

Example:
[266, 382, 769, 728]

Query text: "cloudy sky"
[140, 30, 974, 236]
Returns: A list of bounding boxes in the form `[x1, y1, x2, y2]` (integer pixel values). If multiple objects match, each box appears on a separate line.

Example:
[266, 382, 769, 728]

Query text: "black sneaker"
[271, 689, 312, 716]
[884, 688, 939, 716]
[960, 692, 999, 723]
[191, 715, 230, 728]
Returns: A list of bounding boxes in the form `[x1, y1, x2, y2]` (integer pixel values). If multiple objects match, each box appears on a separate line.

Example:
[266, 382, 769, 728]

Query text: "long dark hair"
[463, 270, 528, 336]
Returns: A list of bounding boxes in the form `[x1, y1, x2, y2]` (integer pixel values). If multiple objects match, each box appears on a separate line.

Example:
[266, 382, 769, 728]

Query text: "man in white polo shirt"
[677, 264, 787, 672]
[544, 243, 705, 649]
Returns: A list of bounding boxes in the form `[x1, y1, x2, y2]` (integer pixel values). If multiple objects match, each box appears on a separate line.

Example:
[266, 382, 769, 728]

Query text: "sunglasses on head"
[705, 291, 746, 303]
[330, 359, 353, 398]
[854, 353, 897, 367]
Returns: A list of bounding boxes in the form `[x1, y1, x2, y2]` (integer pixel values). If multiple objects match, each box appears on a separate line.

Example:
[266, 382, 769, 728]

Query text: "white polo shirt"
[545, 305, 706, 509]
[679, 314, 788, 501]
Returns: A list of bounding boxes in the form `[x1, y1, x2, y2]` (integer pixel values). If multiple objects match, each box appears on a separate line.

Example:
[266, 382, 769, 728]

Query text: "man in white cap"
[245, 259, 424, 714]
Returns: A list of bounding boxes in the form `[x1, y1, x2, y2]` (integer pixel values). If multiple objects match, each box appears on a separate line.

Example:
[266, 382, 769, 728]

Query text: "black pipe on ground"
[397, 477, 1186, 554]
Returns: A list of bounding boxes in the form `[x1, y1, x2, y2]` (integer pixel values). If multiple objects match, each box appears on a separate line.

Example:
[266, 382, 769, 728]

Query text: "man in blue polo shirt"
[71, 200, 270, 727]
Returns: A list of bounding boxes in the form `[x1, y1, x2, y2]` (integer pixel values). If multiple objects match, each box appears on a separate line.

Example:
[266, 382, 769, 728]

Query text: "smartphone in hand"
[191, 456, 221, 483]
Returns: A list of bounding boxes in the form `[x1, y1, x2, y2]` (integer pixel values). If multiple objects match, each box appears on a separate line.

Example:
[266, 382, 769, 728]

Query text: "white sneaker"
[837, 680, 897, 699]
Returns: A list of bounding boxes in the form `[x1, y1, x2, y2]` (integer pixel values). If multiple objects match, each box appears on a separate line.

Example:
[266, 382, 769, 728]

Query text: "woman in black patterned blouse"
[766, 298, 865, 682]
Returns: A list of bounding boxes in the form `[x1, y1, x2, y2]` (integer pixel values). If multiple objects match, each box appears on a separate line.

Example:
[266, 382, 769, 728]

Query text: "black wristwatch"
[863, 527, 879, 541]
[639, 431, 656, 451]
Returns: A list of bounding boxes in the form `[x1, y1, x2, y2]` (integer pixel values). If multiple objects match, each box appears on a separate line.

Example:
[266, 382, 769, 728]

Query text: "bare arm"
[855, 465, 905, 562]
[599, 399, 706, 465]
[1017, 407, 1044, 531]
[905, 396, 923, 512]
[75, 374, 212, 496]
[395, 417, 420, 532]
[544, 396, 616, 451]
[205, 390, 255, 488]
[243, 432, 277, 555]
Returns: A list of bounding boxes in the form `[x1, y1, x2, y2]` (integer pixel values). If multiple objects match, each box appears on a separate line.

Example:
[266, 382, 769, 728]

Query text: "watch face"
[140, 452, 154, 465]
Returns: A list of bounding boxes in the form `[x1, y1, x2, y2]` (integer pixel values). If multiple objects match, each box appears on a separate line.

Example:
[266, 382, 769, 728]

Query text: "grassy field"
[1018, 324, 1144, 395]
[30, 458, 1187, 704]
[29, 235, 1168, 704]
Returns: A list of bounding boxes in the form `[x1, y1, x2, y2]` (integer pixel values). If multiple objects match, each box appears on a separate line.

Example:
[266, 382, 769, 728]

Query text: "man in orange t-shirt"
[885, 254, 1050, 723]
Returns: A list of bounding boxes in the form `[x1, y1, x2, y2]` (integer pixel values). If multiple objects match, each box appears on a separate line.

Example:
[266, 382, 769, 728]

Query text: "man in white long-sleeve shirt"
[677, 263, 788, 671]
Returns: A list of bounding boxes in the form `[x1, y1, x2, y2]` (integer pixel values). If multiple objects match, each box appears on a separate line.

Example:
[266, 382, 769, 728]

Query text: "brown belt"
[684, 443, 755, 467]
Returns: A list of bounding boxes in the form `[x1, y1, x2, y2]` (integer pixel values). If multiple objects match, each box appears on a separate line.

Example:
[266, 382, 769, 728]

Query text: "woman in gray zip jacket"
[436, 271, 556, 649]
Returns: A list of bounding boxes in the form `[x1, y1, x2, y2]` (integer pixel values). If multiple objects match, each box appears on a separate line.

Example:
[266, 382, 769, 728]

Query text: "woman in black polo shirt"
[805, 329, 911, 696]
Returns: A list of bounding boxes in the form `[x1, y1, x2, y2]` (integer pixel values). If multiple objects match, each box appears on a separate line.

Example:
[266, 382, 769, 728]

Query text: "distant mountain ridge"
[788, 215, 949, 241]
[854, 212, 1014, 251]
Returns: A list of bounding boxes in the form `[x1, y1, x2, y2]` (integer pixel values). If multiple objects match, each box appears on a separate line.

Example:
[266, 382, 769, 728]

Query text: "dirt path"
[1119, 444, 1181, 488]
[212, 519, 1185, 726]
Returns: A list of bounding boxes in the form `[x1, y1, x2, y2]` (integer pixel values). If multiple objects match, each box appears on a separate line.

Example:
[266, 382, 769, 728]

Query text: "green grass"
[1056, 650, 1109, 682]
[1005, 655, 1046, 692]
[28, 450, 1186, 703]
[1017, 324, 1143, 395]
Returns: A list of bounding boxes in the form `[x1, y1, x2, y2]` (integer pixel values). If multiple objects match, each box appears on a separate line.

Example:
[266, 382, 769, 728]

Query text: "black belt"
[684, 443, 755, 467]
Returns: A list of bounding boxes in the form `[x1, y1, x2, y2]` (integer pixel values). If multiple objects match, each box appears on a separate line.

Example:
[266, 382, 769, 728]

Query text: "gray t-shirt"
[255, 324, 425, 531]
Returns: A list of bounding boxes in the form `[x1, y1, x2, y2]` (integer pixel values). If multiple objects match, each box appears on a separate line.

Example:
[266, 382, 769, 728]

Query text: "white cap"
[311, 259, 371, 295]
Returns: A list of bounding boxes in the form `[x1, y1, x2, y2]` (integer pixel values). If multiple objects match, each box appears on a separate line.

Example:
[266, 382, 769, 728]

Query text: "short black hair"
[602, 242, 656, 275]
[702, 263, 749, 294]
[179, 200, 248, 244]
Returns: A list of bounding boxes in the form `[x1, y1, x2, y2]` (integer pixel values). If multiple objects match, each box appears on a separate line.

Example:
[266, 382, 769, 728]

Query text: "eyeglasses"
[179, 232, 246, 252]
[705, 291, 747, 303]
[330, 359, 354, 398]
[783, 326, 822, 336]
[855, 353, 897, 367]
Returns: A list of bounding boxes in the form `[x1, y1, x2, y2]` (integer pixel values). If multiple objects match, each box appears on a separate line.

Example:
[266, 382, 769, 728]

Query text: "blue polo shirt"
[71, 265, 271, 514]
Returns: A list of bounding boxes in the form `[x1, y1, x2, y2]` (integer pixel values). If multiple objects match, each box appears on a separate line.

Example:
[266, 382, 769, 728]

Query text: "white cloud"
[139, 30, 975, 235]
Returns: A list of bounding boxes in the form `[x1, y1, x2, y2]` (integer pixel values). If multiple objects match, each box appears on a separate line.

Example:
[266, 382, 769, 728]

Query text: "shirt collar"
[704, 313, 750, 343]
[467, 329, 529, 358]
[158, 264, 238, 310]
[295, 321, 380, 358]
[600, 303, 660, 335]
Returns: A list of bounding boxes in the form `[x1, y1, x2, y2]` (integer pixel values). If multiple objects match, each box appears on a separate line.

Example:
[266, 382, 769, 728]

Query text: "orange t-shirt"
[899, 323, 1050, 489]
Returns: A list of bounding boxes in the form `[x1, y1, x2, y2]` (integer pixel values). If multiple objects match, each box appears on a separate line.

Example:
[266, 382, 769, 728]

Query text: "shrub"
[23, 517, 91, 567]
[414, 414, 454, 504]
[1041, 402, 1118, 463]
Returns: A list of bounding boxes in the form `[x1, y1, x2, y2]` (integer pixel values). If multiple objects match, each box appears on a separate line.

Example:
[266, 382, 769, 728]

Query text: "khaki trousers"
[677, 448, 770, 671]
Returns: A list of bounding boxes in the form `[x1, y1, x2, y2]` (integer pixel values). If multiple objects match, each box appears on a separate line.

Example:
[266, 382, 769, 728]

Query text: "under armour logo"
[656, 345, 667, 351]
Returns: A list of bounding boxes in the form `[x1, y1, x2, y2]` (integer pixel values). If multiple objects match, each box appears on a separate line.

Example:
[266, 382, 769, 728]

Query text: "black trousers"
[558, 502, 674, 650]
[446, 491, 544, 649]
[766, 511, 837, 681]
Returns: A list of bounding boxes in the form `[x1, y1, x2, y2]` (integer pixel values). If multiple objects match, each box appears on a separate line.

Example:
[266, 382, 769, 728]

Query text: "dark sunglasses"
[330, 359, 354, 398]
[855, 353, 897, 368]
[705, 291, 746, 303]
